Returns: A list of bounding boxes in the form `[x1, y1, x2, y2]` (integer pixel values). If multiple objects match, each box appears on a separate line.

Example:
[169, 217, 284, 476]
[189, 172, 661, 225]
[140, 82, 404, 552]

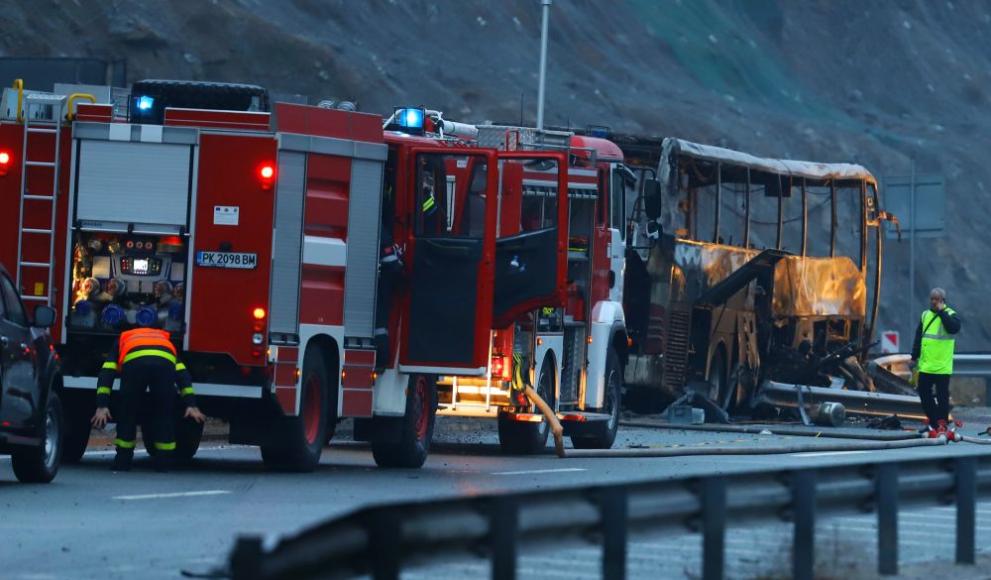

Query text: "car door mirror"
[33, 305, 55, 328]
[643, 178, 662, 221]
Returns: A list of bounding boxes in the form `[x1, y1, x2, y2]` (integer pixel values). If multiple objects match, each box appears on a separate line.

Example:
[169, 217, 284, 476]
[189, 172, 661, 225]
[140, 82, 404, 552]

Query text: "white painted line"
[113, 490, 232, 501]
[789, 450, 871, 458]
[492, 467, 587, 476]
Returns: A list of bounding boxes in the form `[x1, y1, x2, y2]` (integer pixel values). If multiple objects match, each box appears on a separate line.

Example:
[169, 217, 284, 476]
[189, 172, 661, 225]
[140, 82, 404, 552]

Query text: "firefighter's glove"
[91, 407, 112, 429]
[184, 406, 207, 424]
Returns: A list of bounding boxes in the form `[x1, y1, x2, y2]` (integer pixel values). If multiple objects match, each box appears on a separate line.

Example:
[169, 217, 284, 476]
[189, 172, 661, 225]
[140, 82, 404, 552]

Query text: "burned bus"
[623, 138, 896, 414]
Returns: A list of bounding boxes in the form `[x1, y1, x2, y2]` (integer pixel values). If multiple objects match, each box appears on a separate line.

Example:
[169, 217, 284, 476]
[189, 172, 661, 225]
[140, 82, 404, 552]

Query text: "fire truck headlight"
[252, 333, 264, 345]
[136, 95, 155, 111]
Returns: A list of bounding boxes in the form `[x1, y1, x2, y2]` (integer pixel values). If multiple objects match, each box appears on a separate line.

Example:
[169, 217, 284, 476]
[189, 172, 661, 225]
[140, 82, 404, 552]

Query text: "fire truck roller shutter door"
[342, 158, 384, 340]
[74, 136, 195, 228]
[268, 151, 306, 336]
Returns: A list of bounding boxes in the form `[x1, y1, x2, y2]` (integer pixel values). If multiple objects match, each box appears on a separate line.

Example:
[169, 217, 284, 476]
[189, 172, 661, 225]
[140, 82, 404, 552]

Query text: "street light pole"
[536, 0, 552, 131]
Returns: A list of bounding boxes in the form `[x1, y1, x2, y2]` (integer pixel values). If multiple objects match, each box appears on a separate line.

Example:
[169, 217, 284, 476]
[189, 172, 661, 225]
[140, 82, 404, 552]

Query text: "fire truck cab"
[426, 125, 633, 453]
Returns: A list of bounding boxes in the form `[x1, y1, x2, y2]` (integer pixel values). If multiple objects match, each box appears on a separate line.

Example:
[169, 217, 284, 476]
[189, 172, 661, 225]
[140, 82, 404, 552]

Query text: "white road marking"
[113, 489, 232, 501]
[492, 467, 587, 476]
[789, 450, 871, 458]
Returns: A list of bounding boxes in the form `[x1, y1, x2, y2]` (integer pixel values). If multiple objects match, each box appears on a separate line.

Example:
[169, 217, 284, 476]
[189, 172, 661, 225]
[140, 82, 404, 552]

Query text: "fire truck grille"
[559, 324, 585, 406]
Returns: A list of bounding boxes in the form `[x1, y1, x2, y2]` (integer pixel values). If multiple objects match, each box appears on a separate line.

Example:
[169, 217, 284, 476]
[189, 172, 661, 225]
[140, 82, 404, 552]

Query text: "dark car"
[0, 265, 63, 483]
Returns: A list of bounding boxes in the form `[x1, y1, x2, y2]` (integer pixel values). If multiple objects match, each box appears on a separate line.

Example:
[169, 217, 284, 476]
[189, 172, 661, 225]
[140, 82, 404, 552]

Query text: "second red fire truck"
[0, 79, 629, 470]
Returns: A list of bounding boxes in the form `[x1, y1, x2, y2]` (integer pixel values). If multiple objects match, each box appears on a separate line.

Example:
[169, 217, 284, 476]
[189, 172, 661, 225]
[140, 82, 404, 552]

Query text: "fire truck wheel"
[11, 391, 63, 483]
[261, 347, 330, 472]
[61, 403, 92, 464]
[371, 374, 437, 468]
[497, 358, 554, 455]
[571, 348, 621, 450]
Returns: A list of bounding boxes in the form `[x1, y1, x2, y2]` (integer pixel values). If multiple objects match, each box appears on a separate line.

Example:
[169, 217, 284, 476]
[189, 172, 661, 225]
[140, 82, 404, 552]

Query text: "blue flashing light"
[136, 95, 155, 111]
[403, 108, 423, 128]
[396, 107, 424, 130]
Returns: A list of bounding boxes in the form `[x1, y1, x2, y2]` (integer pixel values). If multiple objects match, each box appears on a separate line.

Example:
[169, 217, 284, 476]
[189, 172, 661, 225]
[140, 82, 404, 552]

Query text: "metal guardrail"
[951, 354, 991, 378]
[874, 353, 991, 379]
[228, 452, 991, 580]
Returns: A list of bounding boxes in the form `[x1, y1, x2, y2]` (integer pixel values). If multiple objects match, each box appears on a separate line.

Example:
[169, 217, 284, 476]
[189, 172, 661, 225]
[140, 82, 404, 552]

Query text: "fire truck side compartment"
[187, 133, 277, 366]
[268, 150, 305, 340]
[341, 157, 384, 343]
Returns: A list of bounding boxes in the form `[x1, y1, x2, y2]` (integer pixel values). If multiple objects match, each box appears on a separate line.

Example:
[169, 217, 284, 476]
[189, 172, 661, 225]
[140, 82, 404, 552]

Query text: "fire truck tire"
[497, 358, 554, 454]
[62, 403, 92, 464]
[571, 348, 621, 450]
[261, 347, 330, 472]
[11, 391, 63, 483]
[371, 374, 437, 468]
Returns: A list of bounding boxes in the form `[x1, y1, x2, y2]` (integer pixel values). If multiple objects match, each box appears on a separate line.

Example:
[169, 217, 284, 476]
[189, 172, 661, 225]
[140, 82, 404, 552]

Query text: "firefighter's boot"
[112, 449, 134, 472]
[935, 419, 949, 440]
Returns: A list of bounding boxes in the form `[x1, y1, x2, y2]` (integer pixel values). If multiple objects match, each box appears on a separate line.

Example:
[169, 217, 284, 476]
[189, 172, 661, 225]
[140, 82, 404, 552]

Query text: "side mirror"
[33, 305, 55, 328]
[643, 178, 662, 221]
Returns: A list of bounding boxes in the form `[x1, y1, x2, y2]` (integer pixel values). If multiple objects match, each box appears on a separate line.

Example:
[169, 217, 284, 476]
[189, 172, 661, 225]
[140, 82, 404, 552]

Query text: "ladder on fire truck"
[15, 93, 66, 306]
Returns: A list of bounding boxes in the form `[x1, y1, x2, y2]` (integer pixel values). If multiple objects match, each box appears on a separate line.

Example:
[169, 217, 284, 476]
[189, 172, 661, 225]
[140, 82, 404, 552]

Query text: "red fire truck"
[0, 79, 629, 469]
[440, 125, 634, 453]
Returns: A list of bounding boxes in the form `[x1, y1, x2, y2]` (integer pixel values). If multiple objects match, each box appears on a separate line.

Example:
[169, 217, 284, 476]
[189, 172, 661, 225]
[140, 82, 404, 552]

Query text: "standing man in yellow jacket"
[910, 287, 961, 436]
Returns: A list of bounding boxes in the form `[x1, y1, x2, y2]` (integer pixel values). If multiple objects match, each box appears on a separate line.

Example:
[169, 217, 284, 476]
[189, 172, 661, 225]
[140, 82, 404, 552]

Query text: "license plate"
[195, 251, 258, 269]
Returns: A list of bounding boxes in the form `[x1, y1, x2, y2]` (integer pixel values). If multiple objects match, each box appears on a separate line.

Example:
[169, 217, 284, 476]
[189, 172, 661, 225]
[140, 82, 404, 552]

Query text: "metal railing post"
[877, 464, 899, 576]
[600, 487, 628, 580]
[490, 497, 519, 580]
[229, 536, 263, 580]
[956, 457, 977, 565]
[369, 511, 402, 580]
[702, 477, 727, 580]
[791, 470, 816, 580]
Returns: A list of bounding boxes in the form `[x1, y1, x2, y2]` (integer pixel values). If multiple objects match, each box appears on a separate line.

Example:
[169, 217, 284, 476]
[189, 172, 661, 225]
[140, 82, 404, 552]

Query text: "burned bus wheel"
[571, 349, 621, 450]
[498, 359, 554, 455]
[372, 374, 437, 468]
[707, 348, 728, 405]
[261, 347, 329, 472]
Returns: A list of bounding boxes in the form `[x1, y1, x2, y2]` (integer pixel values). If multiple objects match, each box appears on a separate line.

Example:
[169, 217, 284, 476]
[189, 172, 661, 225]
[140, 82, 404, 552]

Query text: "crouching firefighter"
[90, 325, 207, 471]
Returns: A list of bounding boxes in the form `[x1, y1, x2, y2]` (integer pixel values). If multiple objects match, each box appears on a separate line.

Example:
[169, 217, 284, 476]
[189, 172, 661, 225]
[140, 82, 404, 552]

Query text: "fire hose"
[522, 388, 988, 458]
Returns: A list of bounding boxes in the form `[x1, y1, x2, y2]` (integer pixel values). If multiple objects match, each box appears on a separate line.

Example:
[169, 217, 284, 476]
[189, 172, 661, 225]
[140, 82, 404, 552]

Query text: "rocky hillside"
[3, 0, 989, 348]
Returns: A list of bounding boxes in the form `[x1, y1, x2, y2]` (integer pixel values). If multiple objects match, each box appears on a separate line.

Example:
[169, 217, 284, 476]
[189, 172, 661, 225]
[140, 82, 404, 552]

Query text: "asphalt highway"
[2, 418, 990, 579]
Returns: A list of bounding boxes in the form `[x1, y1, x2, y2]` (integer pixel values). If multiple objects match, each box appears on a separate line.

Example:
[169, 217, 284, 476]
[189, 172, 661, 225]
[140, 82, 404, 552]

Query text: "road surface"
[2, 418, 990, 579]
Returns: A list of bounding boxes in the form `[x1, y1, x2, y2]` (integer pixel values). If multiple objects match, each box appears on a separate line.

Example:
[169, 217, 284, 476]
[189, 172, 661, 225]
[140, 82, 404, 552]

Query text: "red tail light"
[258, 163, 275, 189]
[491, 355, 512, 382]
[0, 150, 10, 176]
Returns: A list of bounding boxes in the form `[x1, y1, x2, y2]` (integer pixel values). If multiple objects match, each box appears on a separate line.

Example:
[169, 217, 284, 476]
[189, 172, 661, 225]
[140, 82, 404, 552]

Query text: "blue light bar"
[136, 95, 155, 111]
[397, 107, 424, 130]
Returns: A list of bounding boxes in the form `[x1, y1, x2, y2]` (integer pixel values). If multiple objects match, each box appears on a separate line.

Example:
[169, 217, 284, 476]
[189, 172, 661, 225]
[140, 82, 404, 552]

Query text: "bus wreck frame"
[623, 137, 903, 417]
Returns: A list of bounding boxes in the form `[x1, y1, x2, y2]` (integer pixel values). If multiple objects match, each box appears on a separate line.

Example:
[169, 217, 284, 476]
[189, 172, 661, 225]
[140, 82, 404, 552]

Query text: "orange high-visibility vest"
[117, 328, 177, 367]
